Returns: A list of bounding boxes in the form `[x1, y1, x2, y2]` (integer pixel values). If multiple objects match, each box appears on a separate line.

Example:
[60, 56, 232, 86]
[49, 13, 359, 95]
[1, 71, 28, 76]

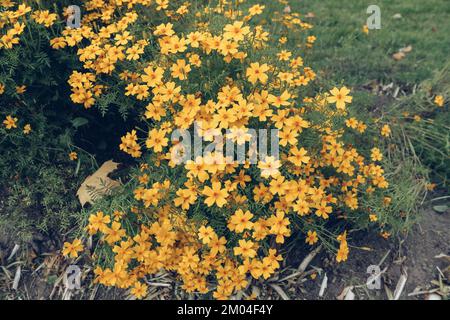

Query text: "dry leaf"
[77, 160, 120, 206]
[305, 12, 315, 18]
[393, 45, 412, 61]
[425, 293, 442, 300]
[393, 13, 402, 19]
[337, 286, 355, 300]
[392, 52, 406, 61]
[399, 45, 413, 53]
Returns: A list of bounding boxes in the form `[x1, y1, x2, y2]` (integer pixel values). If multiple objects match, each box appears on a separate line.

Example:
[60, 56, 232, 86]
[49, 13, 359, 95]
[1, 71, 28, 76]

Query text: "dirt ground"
[285, 207, 449, 300]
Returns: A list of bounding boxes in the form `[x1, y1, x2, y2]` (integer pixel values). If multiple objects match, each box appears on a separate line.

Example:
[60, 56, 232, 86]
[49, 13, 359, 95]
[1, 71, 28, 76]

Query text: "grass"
[288, 0, 449, 184]
[296, 0, 450, 86]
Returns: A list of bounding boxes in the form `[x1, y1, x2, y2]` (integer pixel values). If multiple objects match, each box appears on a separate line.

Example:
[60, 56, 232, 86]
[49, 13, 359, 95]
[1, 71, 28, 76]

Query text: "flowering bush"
[2, 0, 430, 300]
[53, 0, 397, 299]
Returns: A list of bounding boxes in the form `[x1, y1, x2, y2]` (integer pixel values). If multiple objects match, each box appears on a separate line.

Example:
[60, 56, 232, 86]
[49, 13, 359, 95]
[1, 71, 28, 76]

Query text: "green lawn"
[296, 0, 450, 86]
[289, 0, 449, 183]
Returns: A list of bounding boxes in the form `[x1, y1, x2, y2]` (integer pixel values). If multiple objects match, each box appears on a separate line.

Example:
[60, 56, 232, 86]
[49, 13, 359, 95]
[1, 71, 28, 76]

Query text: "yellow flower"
[32, 10, 58, 27]
[370, 147, 382, 161]
[131, 282, 148, 299]
[305, 230, 318, 245]
[62, 239, 84, 258]
[246, 62, 269, 84]
[258, 156, 281, 178]
[328, 87, 352, 109]
[223, 21, 250, 42]
[50, 37, 67, 49]
[170, 59, 191, 80]
[3, 115, 18, 129]
[288, 147, 310, 166]
[69, 151, 78, 161]
[0, 33, 19, 49]
[363, 24, 369, 34]
[268, 90, 291, 107]
[23, 124, 31, 134]
[277, 50, 292, 61]
[434, 95, 444, 107]
[345, 117, 358, 129]
[234, 239, 257, 258]
[381, 124, 391, 137]
[248, 4, 265, 16]
[141, 66, 164, 87]
[146, 129, 168, 152]
[202, 182, 229, 208]
[209, 234, 227, 257]
[336, 232, 349, 262]
[104, 221, 126, 244]
[307, 36, 316, 44]
[153, 23, 175, 37]
[228, 209, 254, 233]
[188, 53, 201, 67]
[380, 231, 391, 239]
[369, 214, 378, 222]
[315, 201, 332, 219]
[336, 247, 348, 262]
[16, 85, 26, 94]
[198, 225, 215, 244]
[174, 188, 197, 210]
[88, 211, 111, 233]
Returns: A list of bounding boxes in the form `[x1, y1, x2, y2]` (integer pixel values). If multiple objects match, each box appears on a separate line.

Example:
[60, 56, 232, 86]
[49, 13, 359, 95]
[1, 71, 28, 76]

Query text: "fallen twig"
[393, 273, 408, 300]
[378, 249, 391, 267]
[298, 245, 322, 273]
[319, 273, 328, 298]
[408, 288, 439, 297]
[7, 244, 20, 261]
[278, 268, 318, 282]
[12, 265, 21, 290]
[269, 284, 290, 300]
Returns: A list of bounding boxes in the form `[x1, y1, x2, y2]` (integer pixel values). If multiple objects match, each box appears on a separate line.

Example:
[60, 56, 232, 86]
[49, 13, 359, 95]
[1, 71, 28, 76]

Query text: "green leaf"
[71, 117, 89, 128]
[433, 205, 448, 213]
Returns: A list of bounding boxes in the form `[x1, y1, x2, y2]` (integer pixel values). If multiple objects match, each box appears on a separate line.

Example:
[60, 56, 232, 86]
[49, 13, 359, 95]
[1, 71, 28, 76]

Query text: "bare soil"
[291, 207, 449, 300]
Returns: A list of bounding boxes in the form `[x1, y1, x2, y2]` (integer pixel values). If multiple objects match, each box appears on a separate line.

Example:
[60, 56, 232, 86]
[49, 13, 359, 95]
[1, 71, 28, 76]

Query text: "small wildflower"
[3, 115, 18, 129]
[434, 95, 444, 107]
[62, 239, 84, 258]
[305, 230, 318, 245]
[23, 124, 31, 134]
[69, 151, 78, 161]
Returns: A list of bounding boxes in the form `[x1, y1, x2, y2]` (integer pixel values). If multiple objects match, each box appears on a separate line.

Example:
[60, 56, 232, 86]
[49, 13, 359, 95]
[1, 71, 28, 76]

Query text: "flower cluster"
[0, 3, 59, 49]
[54, 0, 392, 299]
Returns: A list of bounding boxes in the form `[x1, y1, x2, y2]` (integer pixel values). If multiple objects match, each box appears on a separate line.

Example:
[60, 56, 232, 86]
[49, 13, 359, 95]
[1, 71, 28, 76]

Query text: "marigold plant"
[7, 0, 397, 299]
